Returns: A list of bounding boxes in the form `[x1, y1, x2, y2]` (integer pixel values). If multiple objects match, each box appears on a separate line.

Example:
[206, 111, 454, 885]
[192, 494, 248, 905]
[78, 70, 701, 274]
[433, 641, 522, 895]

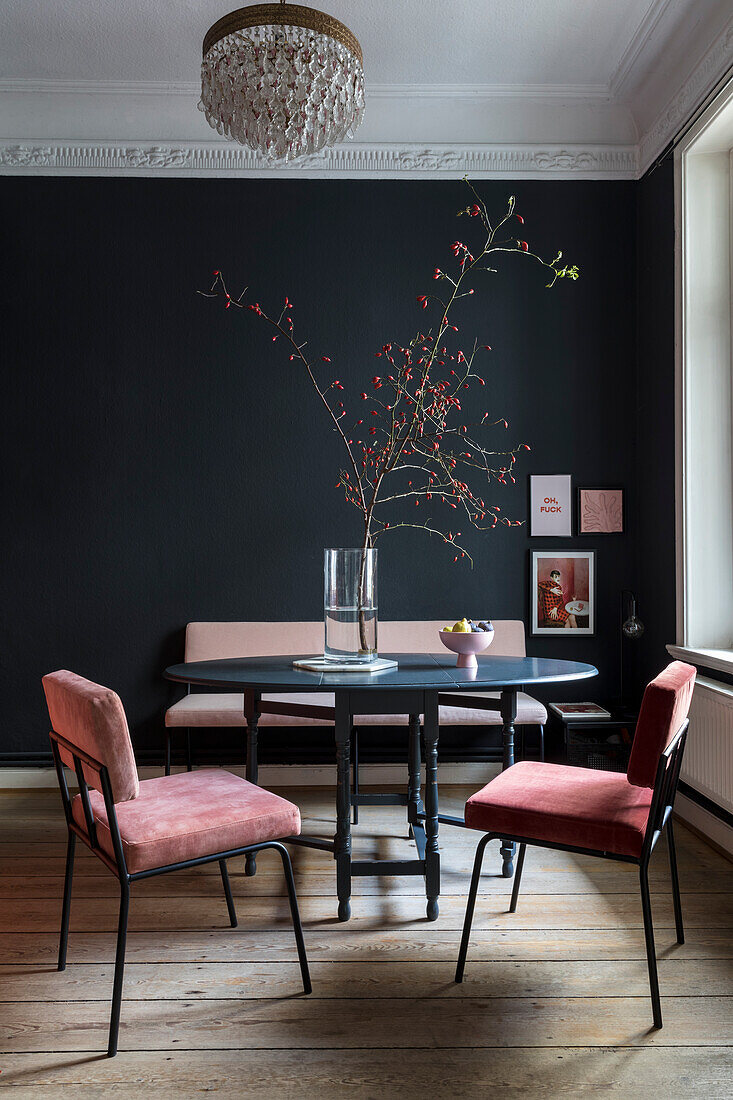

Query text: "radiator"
[682, 676, 733, 815]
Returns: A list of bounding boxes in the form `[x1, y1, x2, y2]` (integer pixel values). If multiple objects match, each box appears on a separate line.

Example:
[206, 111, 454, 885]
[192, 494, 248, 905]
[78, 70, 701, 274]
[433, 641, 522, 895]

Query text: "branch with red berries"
[199, 179, 578, 567]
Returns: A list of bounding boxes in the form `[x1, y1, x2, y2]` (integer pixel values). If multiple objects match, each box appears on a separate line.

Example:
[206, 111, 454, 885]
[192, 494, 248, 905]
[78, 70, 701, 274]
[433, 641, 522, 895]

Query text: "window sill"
[667, 644, 733, 677]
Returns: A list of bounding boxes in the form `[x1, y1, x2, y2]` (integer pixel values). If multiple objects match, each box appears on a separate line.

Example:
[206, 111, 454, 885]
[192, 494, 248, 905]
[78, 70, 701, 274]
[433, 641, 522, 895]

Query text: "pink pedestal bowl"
[439, 628, 494, 669]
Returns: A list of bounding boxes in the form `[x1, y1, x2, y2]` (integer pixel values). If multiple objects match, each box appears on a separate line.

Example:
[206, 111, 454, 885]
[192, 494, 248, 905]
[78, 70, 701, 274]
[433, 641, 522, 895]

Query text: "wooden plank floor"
[1, 785, 732, 1097]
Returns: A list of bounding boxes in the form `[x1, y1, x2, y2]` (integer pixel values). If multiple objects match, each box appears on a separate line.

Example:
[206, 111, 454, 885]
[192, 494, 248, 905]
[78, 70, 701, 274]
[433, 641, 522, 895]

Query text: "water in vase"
[324, 606, 378, 662]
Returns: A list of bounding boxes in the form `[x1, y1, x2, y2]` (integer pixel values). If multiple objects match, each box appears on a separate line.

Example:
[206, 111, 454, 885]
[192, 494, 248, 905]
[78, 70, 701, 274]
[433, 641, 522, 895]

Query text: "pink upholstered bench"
[164, 621, 548, 803]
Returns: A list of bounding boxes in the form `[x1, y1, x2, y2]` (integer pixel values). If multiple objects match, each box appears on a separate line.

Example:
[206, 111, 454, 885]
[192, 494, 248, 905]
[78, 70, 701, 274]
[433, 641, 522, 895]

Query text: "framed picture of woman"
[531, 550, 595, 635]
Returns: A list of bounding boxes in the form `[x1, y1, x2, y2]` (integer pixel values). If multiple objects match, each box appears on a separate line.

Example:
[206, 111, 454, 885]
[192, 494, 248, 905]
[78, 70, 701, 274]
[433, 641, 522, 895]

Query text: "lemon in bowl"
[439, 621, 494, 668]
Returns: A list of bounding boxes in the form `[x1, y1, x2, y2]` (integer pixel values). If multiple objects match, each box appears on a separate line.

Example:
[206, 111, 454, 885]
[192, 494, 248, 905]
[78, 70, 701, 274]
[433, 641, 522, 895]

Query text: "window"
[672, 78, 733, 671]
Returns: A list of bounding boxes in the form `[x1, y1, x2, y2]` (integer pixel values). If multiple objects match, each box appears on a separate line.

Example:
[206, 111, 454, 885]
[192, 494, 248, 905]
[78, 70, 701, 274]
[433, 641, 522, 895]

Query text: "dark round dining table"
[165, 652, 597, 921]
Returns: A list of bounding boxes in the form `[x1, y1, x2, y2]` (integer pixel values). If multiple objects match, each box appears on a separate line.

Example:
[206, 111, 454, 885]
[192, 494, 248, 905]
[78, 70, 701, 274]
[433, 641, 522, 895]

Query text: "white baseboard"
[0, 762, 500, 790]
[675, 792, 733, 861]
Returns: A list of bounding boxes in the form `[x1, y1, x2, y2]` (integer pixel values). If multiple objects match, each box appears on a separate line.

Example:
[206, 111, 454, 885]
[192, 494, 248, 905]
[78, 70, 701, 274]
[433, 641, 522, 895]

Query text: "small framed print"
[531, 550, 595, 635]
[577, 487, 624, 534]
[530, 475, 572, 537]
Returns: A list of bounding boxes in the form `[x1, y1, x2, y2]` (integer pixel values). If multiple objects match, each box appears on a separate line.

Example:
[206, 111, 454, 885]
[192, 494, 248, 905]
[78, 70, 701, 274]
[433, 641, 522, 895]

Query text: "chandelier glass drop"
[199, 1, 365, 163]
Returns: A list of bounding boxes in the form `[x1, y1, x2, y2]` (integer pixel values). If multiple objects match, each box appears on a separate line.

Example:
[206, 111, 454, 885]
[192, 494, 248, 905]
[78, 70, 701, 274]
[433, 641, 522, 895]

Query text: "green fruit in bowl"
[443, 625, 453, 632]
[452, 618, 471, 633]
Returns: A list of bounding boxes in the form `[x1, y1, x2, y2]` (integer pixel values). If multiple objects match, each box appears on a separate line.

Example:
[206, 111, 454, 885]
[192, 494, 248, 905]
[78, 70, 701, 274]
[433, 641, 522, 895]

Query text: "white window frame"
[669, 77, 733, 676]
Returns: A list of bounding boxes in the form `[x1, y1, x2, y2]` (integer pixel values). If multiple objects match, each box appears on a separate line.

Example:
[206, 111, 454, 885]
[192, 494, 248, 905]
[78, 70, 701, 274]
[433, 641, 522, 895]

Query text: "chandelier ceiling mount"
[200, 1, 365, 163]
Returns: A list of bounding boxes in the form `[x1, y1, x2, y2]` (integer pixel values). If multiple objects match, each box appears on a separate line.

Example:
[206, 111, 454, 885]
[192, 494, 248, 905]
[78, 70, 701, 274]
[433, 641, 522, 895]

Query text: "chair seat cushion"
[72, 770, 300, 874]
[165, 691, 547, 727]
[465, 761, 653, 858]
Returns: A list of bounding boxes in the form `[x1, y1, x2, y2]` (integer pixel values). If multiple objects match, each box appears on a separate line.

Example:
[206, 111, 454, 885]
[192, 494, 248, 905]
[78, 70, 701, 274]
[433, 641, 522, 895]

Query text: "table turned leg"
[334, 696, 352, 922]
[407, 713, 424, 836]
[500, 688, 518, 878]
[244, 691, 261, 877]
[423, 693, 440, 921]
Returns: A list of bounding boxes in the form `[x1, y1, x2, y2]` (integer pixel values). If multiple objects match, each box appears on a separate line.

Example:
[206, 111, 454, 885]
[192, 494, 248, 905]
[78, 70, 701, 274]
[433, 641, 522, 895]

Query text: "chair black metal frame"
[49, 728, 311, 1058]
[455, 719, 689, 1029]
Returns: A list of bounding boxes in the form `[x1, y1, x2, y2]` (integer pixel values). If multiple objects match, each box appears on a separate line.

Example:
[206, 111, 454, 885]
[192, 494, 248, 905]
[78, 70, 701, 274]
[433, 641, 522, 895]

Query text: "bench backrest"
[185, 620, 526, 662]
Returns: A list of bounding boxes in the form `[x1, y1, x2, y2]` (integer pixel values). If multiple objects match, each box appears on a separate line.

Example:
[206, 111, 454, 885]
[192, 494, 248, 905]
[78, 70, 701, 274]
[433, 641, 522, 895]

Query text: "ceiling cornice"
[0, 78, 612, 101]
[0, 141, 638, 179]
[0, 78, 200, 96]
[638, 15, 733, 172]
[608, 0, 675, 99]
[369, 84, 612, 100]
[1, 8, 730, 181]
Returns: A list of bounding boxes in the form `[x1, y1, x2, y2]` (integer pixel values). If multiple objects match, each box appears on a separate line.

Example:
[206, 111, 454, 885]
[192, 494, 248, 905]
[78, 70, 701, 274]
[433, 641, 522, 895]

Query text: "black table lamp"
[620, 589, 644, 712]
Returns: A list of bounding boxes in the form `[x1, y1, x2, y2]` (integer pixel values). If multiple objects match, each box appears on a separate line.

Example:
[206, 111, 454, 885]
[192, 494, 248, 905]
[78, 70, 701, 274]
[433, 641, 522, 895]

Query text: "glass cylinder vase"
[324, 548, 378, 663]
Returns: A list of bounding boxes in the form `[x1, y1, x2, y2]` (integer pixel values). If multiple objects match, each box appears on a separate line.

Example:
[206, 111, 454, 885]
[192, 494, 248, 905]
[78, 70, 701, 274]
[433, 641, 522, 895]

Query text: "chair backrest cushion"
[42, 670, 139, 804]
[627, 661, 696, 789]
[185, 620, 527, 662]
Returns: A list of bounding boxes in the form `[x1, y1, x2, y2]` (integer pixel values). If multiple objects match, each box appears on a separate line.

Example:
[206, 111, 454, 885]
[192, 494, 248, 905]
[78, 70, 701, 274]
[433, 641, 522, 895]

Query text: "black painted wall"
[634, 156, 677, 691]
[1, 174, 674, 764]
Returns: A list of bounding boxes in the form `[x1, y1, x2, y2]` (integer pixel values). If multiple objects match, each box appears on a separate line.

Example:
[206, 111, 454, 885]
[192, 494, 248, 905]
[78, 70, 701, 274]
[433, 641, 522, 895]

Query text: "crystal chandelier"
[199, 1, 365, 163]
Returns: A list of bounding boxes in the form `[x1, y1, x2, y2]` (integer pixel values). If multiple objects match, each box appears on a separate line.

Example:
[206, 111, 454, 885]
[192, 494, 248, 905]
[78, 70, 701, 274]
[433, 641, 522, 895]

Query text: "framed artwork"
[530, 474, 572, 537]
[577, 487, 624, 534]
[531, 550, 595, 635]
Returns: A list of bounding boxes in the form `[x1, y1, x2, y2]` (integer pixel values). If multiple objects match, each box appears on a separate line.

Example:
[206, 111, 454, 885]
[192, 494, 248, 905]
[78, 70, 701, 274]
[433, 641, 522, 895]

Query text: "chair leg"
[276, 844, 312, 994]
[57, 831, 76, 971]
[219, 859, 238, 928]
[352, 726, 359, 825]
[245, 722, 259, 876]
[639, 864, 663, 1029]
[455, 834, 492, 983]
[108, 881, 131, 1057]
[509, 842, 526, 913]
[538, 724, 545, 762]
[164, 731, 171, 776]
[667, 819, 685, 944]
[185, 728, 193, 772]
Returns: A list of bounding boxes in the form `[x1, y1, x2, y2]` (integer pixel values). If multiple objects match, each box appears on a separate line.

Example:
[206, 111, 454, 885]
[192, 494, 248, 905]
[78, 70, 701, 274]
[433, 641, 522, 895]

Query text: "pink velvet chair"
[42, 670, 311, 1058]
[455, 661, 696, 1028]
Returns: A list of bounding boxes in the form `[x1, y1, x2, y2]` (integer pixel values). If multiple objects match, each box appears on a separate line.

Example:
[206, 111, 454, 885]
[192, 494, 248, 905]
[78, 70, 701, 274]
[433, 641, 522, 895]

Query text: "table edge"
[164, 657, 599, 692]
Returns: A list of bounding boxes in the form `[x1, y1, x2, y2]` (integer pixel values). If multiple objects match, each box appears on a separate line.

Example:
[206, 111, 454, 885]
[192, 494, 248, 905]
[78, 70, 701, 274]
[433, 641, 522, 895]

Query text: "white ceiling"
[1, 0, 732, 176]
[0, 0, 717, 90]
[0, 0, 677, 87]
